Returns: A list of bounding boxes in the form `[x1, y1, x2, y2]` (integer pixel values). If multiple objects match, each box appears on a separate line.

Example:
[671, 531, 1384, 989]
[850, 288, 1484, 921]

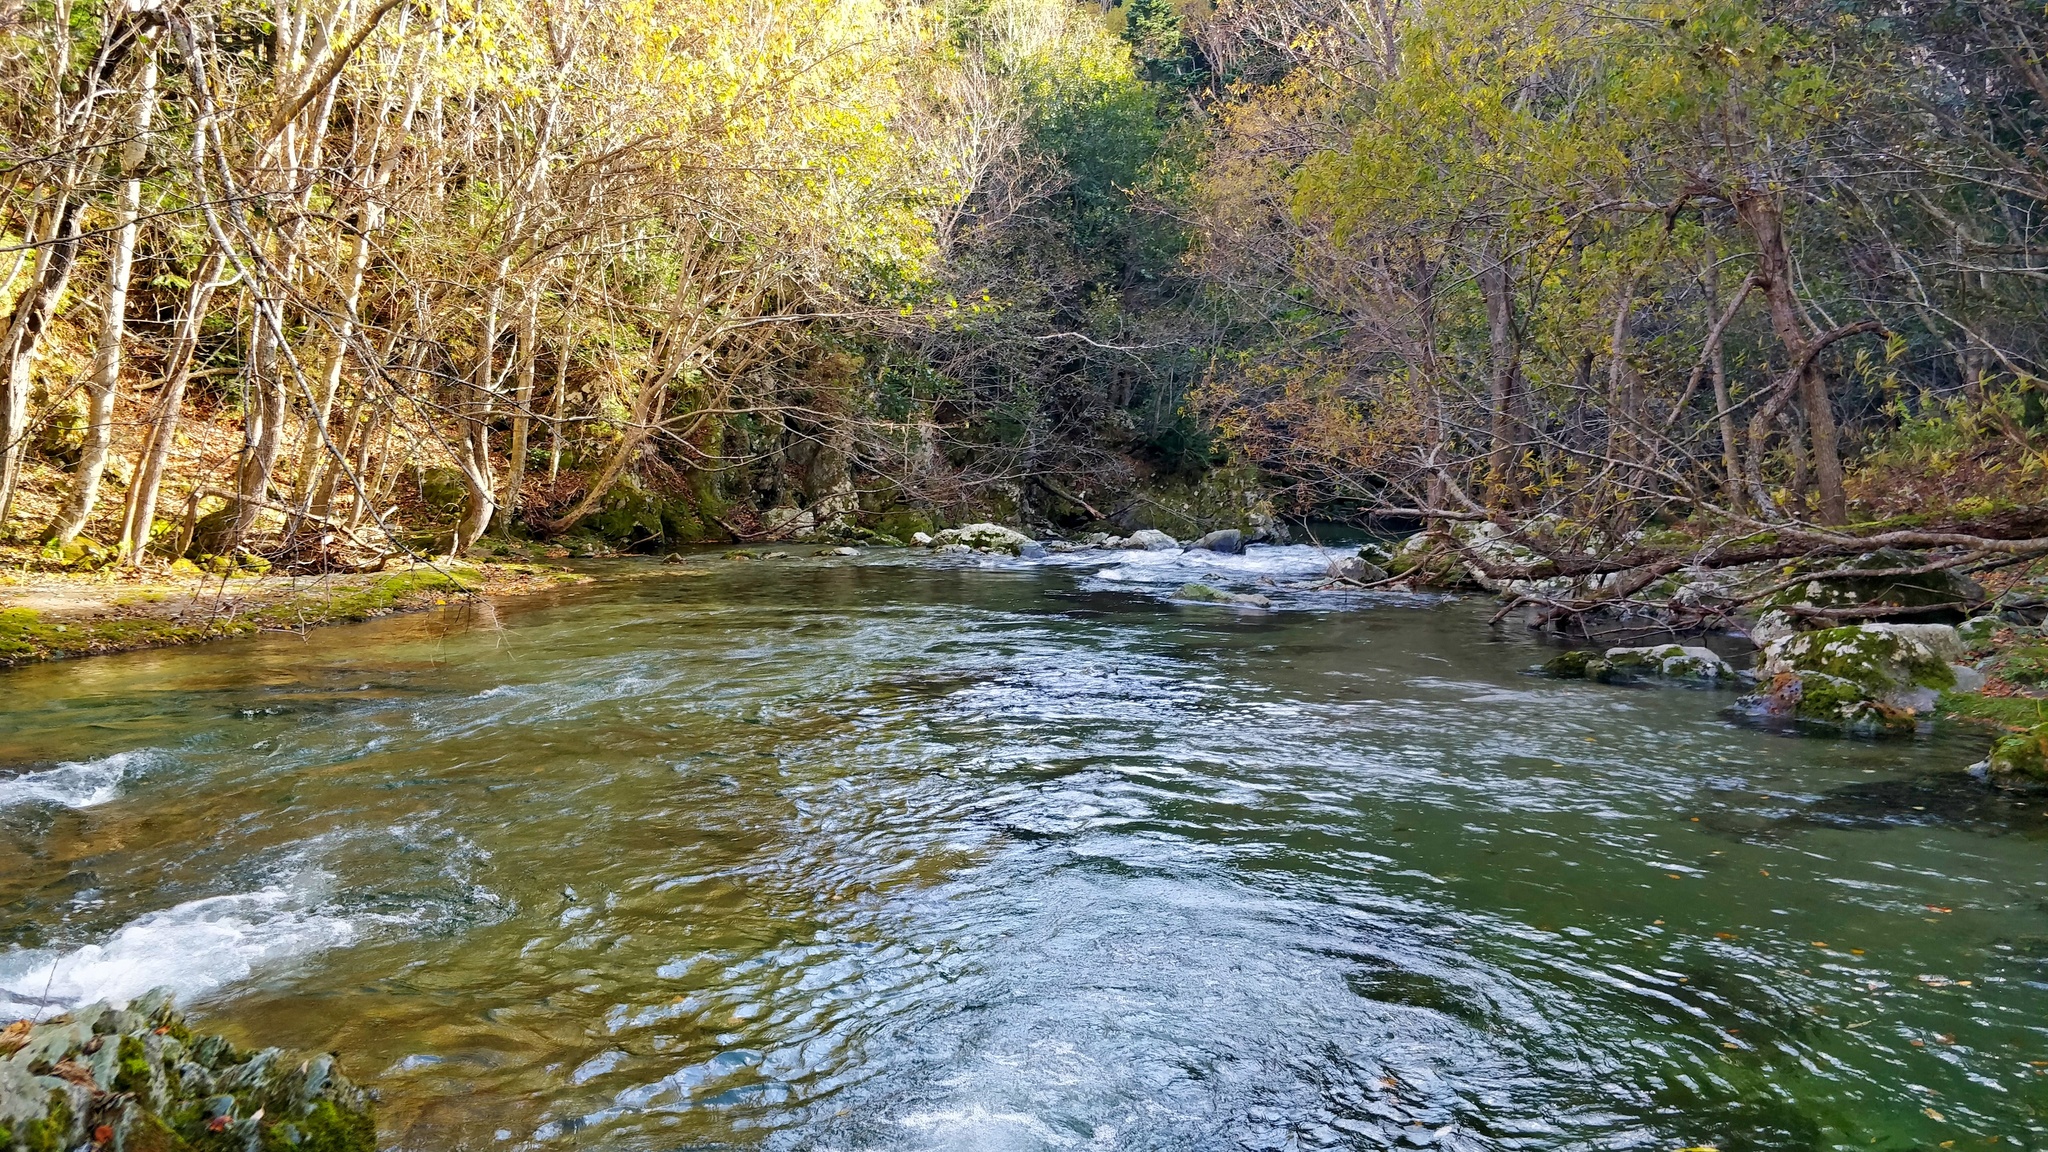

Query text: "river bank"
[0, 557, 583, 668]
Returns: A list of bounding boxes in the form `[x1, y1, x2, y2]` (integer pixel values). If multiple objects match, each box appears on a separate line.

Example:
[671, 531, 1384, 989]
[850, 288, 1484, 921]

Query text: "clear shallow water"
[1, 546, 2045, 1151]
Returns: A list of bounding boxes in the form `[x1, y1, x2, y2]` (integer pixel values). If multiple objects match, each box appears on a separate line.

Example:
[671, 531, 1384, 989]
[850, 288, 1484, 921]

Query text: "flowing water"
[3, 546, 2046, 1151]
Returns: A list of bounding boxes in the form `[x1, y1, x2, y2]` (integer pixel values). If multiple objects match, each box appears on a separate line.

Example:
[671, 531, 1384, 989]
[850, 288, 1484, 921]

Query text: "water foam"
[1079, 542, 1347, 585]
[0, 749, 152, 810]
[0, 886, 356, 1017]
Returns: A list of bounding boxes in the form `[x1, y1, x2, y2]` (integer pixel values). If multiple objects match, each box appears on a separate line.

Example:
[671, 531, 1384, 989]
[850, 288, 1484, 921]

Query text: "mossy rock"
[1543, 645, 1731, 685]
[0, 993, 375, 1152]
[1175, 582, 1272, 608]
[1738, 623, 1967, 734]
[417, 467, 469, 514]
[1385, 537, 1475, 590]
[1602, 644, 1734, 682]
[1542, 650, 1602, 679]
[933, 523, 1035, 554]
[586, 480, 665, 545]
[1760, 547, 1983, 617]
[1988, 724, 2048, 783]
[870, 510, 936, 543]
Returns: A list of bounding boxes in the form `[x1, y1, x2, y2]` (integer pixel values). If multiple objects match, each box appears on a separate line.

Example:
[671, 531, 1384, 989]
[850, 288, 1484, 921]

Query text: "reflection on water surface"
[2, 547, 2045, 1150]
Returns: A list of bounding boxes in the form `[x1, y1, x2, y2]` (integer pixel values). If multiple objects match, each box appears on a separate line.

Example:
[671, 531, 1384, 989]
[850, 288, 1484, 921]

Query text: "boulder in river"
[1987, 724, 2048, 784]
[931, 523, 1038, 555]
[1119, 529, 1179, 551]
[1327, 552, 1388, 583]
[1542, 644, 1732, 684]
[1176, 582, 1272, 608]
[1735, 622, 1970, 734]
[1186, 529, 1244, 554]
[0, 991, 376, 1152]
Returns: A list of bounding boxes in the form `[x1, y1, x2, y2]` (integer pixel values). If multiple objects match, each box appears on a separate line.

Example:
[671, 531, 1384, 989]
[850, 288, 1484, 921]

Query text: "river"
[2, 545, 2045, 1150]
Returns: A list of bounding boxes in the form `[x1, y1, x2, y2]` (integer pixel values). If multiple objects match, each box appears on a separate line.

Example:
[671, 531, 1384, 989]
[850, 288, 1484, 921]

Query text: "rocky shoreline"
[901, 520, 2048, 788]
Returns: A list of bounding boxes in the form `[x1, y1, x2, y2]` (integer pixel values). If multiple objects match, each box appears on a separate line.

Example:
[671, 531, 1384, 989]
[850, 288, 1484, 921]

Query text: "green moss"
[18, 1090, 74, 1152]
[1939, 691, 2048, 730]
[871, 509, 936, 542]
[1989, 724, 2048, 781]
[1794, 672, 1918, 734]
[1781, 625, 1955, 694]
[1542, 650, 1597, 678]
[261, 1098, 375, 1152]
[0, 605, 51, 659]
[115, 1033, 152, 1094]
[1386, 545, 1470, 588]
[2, 569, 476, 668]
[1995, 643, 2048, 688]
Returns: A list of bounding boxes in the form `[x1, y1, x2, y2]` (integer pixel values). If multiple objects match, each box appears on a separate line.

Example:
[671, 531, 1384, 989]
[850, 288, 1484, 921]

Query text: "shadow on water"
[1788, 770, 2048, 836]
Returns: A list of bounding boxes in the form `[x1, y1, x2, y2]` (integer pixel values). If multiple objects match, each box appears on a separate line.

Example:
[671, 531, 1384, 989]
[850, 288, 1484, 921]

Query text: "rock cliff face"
[0, 992, 374, 1152]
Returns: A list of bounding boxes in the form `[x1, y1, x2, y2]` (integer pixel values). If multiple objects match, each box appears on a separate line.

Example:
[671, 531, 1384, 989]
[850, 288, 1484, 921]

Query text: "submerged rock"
[1735, 623, 1969, 734]
[1176, 582, 1272, 608]
[1185, 529, 1244, 554]
[0, 991, 375, 1152]
[1120, 529, 1179, 551]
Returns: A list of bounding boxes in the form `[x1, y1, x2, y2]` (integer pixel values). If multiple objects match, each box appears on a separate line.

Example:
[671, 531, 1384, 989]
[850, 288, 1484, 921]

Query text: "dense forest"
[2, 0, 2045, 575]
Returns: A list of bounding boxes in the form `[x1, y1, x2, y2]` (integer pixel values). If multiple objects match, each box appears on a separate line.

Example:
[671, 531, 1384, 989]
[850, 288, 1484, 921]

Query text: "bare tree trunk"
[1476, 235, 1520, 505]
[0, 197, 84, 528]
[231, 308, 291, 545]
[121, 251, 226, 560]
[549, 298, 573, 483]
[48, 45, 160, 546]
[1704, 256, 1746, 505]
[290, 203, 377, 530]
[539, 376, 668, 534]
[452, 269, 508, 554]
[1737, 189, 1847, 523]
[500, 284, 542, 533]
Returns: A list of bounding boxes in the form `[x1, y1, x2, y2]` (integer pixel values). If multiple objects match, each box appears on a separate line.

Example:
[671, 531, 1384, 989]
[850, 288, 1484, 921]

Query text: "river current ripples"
[2, 545, 2046, 1150]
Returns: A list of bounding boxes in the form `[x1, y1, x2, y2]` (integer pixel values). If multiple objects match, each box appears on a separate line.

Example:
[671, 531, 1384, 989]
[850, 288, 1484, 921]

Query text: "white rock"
[932, 522, 1036, 554]
[1602, 644, 1733, 680]
[1119, 529, 1179, 551]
